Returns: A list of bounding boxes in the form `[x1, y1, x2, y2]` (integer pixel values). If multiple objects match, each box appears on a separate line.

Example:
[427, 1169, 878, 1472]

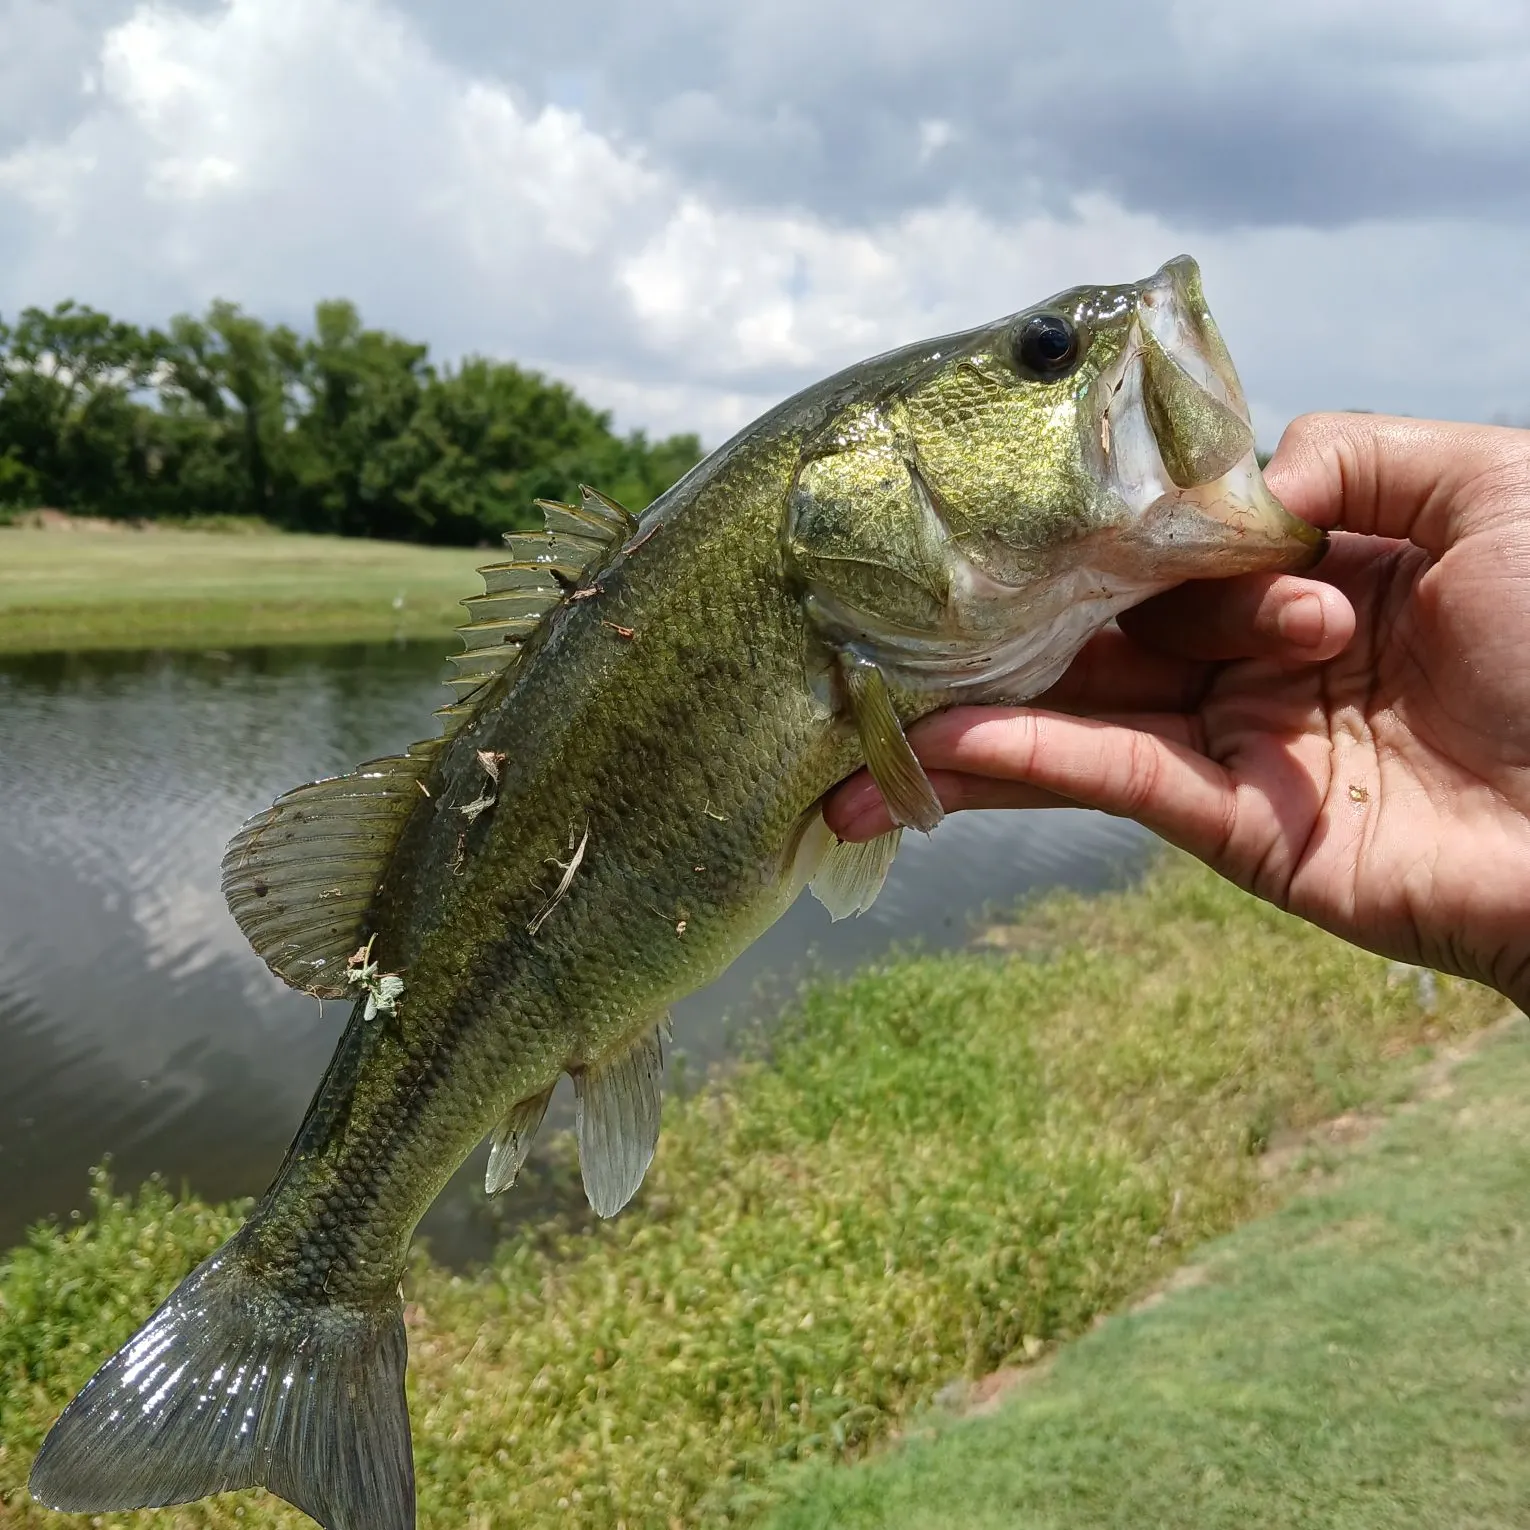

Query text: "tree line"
[0, 299, 703, 544]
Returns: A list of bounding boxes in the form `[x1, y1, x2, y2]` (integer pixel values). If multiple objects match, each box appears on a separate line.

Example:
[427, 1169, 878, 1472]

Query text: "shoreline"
[0, 525, 485, 656]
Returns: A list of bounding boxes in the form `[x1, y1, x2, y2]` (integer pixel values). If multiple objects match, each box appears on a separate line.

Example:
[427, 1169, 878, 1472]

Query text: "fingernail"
[1276, 592, 1325, 648]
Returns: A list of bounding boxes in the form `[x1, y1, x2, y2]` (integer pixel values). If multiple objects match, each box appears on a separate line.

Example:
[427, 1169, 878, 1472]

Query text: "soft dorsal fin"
[222, 739, 443, 997]
[437, 485, 638, 732]
[574, 1018, 666, 1217]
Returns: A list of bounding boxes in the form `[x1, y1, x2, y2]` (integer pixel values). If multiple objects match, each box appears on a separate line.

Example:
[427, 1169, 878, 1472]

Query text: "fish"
[30, 256, 1323, 1530]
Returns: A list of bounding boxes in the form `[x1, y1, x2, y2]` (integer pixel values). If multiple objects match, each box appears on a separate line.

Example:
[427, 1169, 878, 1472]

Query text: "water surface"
[0, 643, 1151, 1263]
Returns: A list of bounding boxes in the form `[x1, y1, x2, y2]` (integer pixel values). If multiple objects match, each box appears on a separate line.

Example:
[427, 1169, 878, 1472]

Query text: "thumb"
[1264, 413, 1528, 557]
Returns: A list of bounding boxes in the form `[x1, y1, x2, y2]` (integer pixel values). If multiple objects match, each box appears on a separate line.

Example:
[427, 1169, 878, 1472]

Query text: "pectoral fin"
[574, 1020, 667, 1218]
[841, 655, 944, 833]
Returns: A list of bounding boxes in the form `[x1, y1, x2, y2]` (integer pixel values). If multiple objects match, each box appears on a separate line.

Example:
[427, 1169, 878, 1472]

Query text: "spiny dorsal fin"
[436, 486, 637, 734]
[221, 738, 442, 997]
[226, 490, 639, 989]
[574, 1018, 666, 1218]
[484, 1085, 555, 1196]
[540, 482, 638, 543]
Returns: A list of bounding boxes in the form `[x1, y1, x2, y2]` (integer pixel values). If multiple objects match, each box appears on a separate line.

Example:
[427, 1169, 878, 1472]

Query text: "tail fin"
[30, 1243, 413, 1530]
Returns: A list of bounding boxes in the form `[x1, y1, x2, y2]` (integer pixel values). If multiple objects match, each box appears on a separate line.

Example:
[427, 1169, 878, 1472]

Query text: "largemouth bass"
[31, 257, 1322, 1529]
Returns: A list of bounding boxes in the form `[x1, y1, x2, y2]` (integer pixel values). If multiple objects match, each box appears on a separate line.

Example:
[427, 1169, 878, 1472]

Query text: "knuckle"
[1115, 730, 1163, 819]
[1015, 711, 1049, 779]
[1279, 412, 1325, 449]
[1213, 789, 1241, 867]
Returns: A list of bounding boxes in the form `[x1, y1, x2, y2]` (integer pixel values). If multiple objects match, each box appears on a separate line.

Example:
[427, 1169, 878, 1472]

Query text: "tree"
[0, 296, 705, 542]
[0, 302, 160, 514]
[282, 300, 430, 538]
[154, 301, 301, 522]
[391, 357, 653, 544]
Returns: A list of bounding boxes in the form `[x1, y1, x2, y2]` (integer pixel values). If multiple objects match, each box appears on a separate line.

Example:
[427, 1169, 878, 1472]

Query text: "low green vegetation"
[0, 859, 1508, 1528]
[0, 525, 486, 653]
[762, 1016, 1530, 1530]
[0, 298, 701, 544]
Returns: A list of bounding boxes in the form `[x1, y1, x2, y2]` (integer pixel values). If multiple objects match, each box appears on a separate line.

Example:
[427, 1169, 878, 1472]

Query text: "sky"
[0, 0, 1526, 449]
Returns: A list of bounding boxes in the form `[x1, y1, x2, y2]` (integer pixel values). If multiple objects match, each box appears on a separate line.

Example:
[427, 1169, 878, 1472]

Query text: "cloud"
[0, 0, 1526, 450]
[394, 0, 1530, 229]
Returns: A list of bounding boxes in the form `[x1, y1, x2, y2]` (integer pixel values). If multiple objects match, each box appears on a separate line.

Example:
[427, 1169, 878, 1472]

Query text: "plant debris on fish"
[31, 257, 1324, 1530]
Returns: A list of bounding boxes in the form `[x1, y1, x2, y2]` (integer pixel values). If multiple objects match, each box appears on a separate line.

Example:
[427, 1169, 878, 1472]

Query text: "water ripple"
[0, 644, 1152, 1262]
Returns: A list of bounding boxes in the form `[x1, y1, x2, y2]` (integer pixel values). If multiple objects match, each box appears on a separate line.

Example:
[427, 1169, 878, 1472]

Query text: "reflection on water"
[0, 643, 1152, 1264]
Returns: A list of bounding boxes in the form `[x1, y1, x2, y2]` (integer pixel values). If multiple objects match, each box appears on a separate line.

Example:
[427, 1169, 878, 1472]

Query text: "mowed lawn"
[0, 527, 488, 653]
[762, 1016, 1530, 1530]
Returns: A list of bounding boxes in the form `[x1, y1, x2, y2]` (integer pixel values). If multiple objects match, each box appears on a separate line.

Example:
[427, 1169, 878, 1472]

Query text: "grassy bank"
[762, 1015, 1530, 1530]
[0, 859, 1508, 1528]
[0, 526, 486, 654]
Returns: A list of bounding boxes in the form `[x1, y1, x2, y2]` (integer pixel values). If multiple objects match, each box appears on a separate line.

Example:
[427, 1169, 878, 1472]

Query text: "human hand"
[825, 414, 1530, 1008]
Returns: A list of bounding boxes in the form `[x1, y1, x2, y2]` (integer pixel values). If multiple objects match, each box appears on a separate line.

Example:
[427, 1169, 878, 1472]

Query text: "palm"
[826, 416, 1530, 1007]
[1189, 529, 1530, 994]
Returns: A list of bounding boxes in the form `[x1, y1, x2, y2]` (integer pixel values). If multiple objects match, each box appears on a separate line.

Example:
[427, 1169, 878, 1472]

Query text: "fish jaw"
[1097, 255, 1325, 582]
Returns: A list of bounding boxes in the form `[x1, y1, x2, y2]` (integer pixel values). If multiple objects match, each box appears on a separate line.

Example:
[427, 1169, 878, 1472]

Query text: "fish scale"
[31, 255, 1324, 1530]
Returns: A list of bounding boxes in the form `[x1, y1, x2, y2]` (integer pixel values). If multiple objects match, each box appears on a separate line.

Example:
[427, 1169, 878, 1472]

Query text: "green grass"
[0, 526, 487, 653]
[761, 1017, 1530, 1530]
[0, 858, 1510, 1528]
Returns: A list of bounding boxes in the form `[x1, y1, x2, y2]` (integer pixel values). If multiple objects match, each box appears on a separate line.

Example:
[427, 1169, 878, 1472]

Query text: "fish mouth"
[1101, 256, 1326, 579]
[1137, 456, 1328, 575]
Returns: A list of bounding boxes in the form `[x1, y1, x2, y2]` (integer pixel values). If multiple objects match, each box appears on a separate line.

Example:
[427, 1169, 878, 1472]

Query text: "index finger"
[1264, 412, 1530, 555]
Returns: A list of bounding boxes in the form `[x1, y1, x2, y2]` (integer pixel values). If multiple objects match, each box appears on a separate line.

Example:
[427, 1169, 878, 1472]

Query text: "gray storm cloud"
[394, 0, 1530, 227]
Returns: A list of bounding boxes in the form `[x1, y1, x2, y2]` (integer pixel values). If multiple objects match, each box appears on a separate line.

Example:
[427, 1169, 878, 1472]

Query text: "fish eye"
[1012, 313, 1082, 381]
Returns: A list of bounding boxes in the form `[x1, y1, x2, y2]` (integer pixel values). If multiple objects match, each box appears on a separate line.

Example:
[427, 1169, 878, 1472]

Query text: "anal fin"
[484, 1085, 554, 1196]
[841, 654, 945, 833]
[574, 1019, 666, 1218]
[810, 827, 903, 920]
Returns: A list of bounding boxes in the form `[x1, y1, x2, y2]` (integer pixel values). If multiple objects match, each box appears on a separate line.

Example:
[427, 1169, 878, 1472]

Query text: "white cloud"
[0, 0, 1527, 452]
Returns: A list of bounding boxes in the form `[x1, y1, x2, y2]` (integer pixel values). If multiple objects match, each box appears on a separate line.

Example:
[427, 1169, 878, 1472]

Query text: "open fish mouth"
[1102, 255, 1326, 579]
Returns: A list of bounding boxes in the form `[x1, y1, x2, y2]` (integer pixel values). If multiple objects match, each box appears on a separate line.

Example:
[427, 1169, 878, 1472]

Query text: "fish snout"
[1101, 257, 1327, 577]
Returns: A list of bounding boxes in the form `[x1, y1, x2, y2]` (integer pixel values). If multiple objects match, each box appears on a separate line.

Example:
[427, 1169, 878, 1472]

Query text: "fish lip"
[1107, 462, 1329, 584]
[1135, 255, 1247, 420]
[1254, 519, 1329, 574]
[1180, 473, 1327, 563]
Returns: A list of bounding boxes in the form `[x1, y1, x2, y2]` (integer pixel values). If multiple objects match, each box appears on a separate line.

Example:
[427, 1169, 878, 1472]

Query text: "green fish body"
[32, 258, 1322, 1529]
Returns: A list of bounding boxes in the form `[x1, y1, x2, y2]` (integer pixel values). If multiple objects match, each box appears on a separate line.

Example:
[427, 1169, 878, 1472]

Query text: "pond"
[0, 642, 1152, 1264]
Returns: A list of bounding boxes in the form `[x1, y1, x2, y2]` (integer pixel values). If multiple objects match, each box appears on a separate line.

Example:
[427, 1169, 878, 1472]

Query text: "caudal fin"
[30, 1243, 413, 1530]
